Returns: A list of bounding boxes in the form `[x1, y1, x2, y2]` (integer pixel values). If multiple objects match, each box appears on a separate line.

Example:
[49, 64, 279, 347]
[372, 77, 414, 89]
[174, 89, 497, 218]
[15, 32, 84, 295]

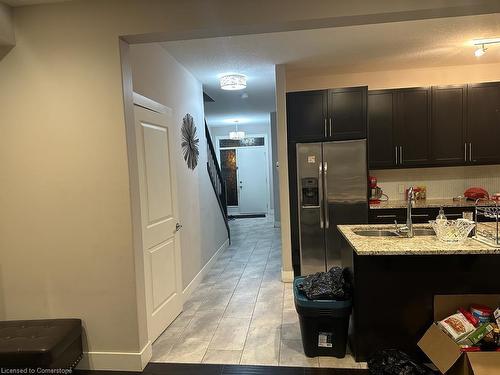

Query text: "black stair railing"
[205, 122, 230, 242]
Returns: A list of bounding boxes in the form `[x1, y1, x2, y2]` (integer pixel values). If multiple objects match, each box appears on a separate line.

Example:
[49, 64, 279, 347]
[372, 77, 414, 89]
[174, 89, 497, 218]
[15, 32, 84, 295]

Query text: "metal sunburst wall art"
[181, 113, 199, 170]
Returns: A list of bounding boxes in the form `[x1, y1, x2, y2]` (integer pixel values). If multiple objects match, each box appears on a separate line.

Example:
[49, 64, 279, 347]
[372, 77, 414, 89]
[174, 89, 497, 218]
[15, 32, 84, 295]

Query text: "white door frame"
[214, 134, 270, 215]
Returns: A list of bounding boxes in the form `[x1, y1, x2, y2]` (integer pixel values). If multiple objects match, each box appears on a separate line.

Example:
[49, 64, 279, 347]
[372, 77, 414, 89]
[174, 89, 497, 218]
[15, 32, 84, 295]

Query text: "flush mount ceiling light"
[229, 120, 245, 140]
[220, 74, 247, 91]
[472, 37, 500, 57]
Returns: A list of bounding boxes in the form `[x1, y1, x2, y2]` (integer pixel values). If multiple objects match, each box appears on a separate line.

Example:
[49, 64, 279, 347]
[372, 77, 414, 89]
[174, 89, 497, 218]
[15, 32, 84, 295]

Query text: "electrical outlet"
[398, 184, 405, 194]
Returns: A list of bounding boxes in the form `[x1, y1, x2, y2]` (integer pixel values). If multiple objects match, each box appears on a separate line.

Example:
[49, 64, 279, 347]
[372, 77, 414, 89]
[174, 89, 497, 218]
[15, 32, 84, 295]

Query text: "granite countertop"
[369, 198, 490, 210]
[337, 223, 500, 256]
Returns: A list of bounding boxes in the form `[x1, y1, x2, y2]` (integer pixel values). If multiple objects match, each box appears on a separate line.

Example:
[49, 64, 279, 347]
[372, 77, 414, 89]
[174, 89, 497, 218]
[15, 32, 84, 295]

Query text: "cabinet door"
[467, 82, 500, 164]
[431, 85, 467, 166]
[368, 90, 396, 169]
[395, 88, 431, 166]
[286, 90, 328, 141]
[328, 86, 367, 141]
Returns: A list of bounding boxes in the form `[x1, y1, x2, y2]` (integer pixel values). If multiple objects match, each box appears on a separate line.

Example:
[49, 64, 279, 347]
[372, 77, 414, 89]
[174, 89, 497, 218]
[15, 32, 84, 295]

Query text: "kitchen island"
[338, 224, 500, 362]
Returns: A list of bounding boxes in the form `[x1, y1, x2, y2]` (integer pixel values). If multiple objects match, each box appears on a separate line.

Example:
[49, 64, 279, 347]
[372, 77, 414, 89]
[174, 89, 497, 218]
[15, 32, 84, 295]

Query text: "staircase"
[205, 122, 230, 242]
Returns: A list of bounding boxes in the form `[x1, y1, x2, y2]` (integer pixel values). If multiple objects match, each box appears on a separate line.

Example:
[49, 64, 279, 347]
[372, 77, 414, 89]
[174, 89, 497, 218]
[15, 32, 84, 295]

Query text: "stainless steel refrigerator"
[296, 139, 368, 275]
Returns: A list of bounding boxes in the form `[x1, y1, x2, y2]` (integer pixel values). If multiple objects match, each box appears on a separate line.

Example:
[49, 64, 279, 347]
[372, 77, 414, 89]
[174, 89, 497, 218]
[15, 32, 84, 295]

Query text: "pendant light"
[229, 120, 245, 140]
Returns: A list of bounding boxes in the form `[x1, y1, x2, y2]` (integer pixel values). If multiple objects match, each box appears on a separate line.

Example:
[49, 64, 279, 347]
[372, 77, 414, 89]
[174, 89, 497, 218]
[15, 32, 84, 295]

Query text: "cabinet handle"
[319, 163, 324, 229]
[395, 146, 398, 165]
[329, 118, 332, 137]
[469, 143, 472, 162]
[464, 143, 467, 162]
[411, 214, 429, 218]
[377, 214, 397, 218]
[323, 161, 329, 229]
[400, 146, 403, 165]
[324, 118, 327, 137]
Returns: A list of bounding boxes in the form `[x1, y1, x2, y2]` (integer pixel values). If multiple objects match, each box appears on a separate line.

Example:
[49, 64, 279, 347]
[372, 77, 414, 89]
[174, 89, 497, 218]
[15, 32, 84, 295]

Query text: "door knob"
[175, 223, 182, 232]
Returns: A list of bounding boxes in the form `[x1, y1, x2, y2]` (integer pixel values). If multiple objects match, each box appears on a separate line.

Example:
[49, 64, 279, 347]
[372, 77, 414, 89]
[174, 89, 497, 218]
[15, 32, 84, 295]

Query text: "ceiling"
[162, 12, 500, 127]
[163, 39, 276, 128]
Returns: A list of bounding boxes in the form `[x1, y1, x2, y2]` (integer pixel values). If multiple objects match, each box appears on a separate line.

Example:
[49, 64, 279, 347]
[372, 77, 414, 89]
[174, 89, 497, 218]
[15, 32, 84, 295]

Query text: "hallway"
[151, 217, 365, 369]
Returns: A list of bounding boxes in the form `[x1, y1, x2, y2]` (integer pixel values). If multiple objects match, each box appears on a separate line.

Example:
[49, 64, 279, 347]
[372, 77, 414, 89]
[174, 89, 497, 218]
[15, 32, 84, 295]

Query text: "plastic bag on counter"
[368, 349, 436, 375]
[297, 266, 352, 300]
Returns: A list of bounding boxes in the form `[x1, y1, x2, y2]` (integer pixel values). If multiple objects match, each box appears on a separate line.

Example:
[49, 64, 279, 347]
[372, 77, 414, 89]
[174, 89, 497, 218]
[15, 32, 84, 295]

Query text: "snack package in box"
[438, 312, 476, 341]
[470, 304, 493, 324]
[494, 308, 500, 327]
[458, 323, 495, 346]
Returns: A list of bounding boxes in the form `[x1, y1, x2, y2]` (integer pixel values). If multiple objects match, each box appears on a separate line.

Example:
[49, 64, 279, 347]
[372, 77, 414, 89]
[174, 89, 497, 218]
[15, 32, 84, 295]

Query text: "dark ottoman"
[0, 319, 83, 369]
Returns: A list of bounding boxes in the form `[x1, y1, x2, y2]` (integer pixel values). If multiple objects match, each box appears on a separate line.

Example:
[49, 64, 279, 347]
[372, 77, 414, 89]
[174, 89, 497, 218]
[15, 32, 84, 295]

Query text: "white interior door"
[134, 105, 183, 343]
[237, 147, 268, 214]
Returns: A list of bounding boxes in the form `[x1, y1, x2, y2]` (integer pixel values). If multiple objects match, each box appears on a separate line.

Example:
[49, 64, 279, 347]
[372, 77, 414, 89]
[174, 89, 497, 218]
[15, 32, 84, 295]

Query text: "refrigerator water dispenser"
[301, 178, 319, 207]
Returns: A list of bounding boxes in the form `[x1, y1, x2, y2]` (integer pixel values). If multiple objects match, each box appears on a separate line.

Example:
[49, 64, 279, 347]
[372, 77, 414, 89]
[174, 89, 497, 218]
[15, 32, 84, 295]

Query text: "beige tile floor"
[151, 216, 367, 369]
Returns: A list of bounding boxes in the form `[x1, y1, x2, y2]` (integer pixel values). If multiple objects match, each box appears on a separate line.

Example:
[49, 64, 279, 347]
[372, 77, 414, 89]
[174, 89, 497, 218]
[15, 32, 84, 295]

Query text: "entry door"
[237, 147, 267, 214]
[134, 105, 183, 343]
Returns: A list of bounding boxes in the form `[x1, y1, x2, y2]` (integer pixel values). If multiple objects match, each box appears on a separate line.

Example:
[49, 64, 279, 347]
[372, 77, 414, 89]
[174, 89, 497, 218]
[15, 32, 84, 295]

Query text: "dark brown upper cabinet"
[430, 85, 467, 166]
[368, 88, 431, 169]
[368, 90, 396, 169]
[328, 86, 367, 141]
[394, 87, 432, 166]
[467, 82, 500, 164]
[286, 86, 367, 142]
[286, 90, 328, 141]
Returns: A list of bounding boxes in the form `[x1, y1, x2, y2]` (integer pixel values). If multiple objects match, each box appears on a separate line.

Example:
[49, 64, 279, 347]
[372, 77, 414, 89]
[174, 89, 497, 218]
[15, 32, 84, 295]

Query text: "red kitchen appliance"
[369, 176, 387, 204]
[464, 187, 489, 201]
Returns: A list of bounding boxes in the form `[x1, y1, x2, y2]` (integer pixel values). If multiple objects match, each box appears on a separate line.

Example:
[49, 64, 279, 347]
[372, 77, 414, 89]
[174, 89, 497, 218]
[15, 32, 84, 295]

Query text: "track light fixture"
[475, 45, 487, 57]
[472, 37, 500, 57]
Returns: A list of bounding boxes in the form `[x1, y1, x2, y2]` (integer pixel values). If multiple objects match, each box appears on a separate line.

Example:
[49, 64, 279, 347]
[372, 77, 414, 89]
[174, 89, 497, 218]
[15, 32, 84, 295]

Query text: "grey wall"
[130, 43, 229, 289]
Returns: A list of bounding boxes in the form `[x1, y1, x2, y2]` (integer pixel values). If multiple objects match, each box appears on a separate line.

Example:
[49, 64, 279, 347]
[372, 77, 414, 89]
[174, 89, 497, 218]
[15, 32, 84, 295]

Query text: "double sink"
[353, 228, 435, 237]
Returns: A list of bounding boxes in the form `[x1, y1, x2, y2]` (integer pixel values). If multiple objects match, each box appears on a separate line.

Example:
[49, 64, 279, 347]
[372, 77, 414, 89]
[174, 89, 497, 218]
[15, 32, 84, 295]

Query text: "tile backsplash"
[371, 165, 500, 200]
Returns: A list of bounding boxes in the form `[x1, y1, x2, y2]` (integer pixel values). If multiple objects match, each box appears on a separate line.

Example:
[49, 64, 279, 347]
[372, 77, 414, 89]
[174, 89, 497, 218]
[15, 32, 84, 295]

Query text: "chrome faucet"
[394, 187, 414, 238]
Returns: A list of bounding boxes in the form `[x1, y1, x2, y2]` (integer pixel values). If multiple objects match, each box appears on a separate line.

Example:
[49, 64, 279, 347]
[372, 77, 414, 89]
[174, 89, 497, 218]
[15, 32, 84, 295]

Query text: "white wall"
[209, 123, 274, 211]
[286, 61, 500, 92]
[130, 43, 228, 289]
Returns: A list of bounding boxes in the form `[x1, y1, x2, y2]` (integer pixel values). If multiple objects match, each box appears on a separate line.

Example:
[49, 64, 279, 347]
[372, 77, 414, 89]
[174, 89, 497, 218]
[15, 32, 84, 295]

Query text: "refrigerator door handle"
[395, 146, 398, 165]
[323, 161, 329, 229]
[329, 118, 332, 138]
[324, 118, 327, 138]
[318, 162, 324, 229]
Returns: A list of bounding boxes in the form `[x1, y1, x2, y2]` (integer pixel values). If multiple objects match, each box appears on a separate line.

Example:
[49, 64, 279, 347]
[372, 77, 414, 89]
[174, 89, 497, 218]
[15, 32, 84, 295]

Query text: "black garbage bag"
[298, 266, 351, 300]
[368, 349, 436, 375]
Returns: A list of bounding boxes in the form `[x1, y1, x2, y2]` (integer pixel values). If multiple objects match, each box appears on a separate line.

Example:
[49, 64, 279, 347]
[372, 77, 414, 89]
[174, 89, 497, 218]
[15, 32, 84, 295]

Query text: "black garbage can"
[294, 276, 352, 358]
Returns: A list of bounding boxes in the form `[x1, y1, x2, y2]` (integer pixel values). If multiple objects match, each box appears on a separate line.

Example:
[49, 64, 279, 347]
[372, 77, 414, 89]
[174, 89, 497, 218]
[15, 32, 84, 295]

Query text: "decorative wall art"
[181, 113, 199, 170]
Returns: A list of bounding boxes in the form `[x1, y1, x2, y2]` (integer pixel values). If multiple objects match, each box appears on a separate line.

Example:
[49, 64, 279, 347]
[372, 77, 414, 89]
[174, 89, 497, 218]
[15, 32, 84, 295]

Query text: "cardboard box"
[418, 294, 500, 375]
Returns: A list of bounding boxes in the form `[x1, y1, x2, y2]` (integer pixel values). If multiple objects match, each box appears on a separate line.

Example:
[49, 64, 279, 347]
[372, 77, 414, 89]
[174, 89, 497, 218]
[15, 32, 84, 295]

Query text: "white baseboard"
[182, 238, 229, 301]
[76, 341, 152, 371]
[281, 268, 294, 282]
